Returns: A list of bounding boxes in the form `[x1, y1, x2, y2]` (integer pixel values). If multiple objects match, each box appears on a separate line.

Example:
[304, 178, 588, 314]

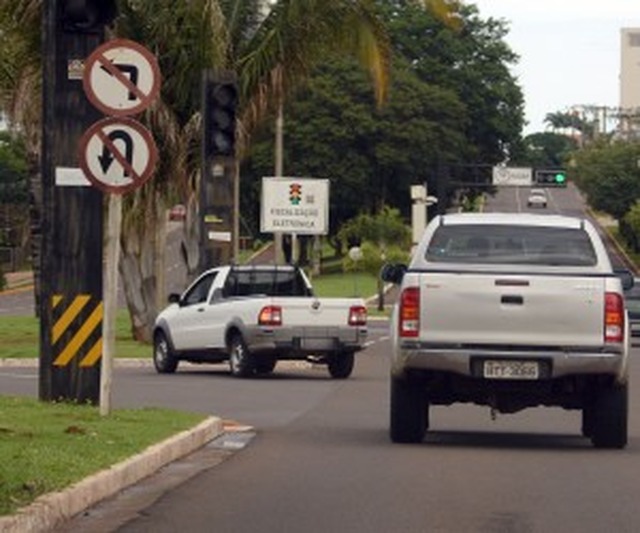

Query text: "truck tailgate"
[419, 273, 606, 346]
[271, 297, 361, 328]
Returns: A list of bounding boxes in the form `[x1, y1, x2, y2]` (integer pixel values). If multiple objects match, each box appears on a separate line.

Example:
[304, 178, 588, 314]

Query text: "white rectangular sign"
[55, 167, 91, 187]
[492, 166, 532, 186]
[261, 177, 329, 235]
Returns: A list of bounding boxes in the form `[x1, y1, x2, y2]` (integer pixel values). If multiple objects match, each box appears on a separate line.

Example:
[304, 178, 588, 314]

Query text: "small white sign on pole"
[261, 177, 330, 235]
[492, 166, 532, 186]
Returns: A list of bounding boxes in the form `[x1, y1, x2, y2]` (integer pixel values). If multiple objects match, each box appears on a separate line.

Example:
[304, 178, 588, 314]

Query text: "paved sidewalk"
[3, 270, 33, 290]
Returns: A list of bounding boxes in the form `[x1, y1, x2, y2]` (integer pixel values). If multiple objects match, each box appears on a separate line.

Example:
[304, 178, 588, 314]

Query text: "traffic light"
[289, 183, 302, 205]
[60, 0, 118, 33]
[534, 169, 567, 187]
[204, 76, 238, 158]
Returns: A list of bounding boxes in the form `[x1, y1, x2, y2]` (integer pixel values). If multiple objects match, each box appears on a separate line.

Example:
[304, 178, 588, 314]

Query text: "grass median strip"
[0, 310, 150, 359]
[0, 395, 208, 516]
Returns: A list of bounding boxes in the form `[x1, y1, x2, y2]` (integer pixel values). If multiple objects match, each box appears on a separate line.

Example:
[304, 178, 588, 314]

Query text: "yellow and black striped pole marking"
[51, 294, 103, 367]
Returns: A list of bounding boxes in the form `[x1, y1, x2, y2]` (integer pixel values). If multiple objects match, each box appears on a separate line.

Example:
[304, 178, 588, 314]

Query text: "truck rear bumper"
[245, 326, 367, 355]
[392, 343, 625, 380]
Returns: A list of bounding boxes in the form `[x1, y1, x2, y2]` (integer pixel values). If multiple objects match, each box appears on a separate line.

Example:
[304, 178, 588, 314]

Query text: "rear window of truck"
[224, 269, 313, 297]
[424, 224, 597, 266]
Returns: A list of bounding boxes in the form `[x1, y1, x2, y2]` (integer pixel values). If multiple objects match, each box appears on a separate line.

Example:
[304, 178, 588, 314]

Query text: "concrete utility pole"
[274, 101, 284, 264]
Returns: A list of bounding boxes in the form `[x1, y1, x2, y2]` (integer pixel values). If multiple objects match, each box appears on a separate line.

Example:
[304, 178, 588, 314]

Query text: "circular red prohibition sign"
[78, 117, 158, 195]
[83, 38, 161, 117]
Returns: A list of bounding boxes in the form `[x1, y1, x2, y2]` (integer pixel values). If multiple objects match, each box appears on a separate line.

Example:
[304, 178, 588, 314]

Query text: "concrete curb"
[0, 358, 155, 368]
[0, 416, 224, 533]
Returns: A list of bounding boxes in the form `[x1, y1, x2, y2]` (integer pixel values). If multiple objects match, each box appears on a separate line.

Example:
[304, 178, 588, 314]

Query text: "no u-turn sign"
[78, 117, 158, 195]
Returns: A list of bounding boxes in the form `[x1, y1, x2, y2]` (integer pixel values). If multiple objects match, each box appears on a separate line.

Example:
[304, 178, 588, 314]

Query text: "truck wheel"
[390, 376, 428, 443]
[328, 352, 355, 379]
[581, 403, 594, 438]
[153, 331, 179, 374]
[255, 357, 277, 375]
[590, 383, 628, 449]
[229, 335, 255, 378]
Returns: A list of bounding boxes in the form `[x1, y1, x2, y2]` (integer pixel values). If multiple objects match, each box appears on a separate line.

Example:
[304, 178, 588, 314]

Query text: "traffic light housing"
[534, 169, 567, 187]
[60, 0, 118, 33]
[205, 77, 238, 158]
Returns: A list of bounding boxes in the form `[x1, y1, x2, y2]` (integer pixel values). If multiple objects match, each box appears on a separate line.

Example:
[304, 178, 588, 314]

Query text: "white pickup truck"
[153, 264, 367, 378]
[382, 213, 633, 448]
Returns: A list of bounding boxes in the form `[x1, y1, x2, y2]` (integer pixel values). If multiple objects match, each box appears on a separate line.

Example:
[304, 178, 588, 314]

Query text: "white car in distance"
[527, 188, 547, 208]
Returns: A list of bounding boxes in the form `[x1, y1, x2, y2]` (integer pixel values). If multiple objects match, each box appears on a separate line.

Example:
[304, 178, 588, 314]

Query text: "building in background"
[619, 28, 640, 137]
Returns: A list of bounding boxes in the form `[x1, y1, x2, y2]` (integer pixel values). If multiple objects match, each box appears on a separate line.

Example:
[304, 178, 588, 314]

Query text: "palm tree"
[111, 0, 396, 342]
[0, 0, 44, 314]
[0, 0, 455, 342]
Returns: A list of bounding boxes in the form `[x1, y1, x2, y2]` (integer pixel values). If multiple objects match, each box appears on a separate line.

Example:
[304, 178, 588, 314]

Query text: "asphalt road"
[4, 184, 640, 532]
[0, 323, 640, 533]
[3, 321, 640, 533]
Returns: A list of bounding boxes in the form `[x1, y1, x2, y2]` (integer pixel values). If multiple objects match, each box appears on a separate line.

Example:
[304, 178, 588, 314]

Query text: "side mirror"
[380, 263, 407, 284]
[615, 269, 634, 291]
[168, 293, 181, 304]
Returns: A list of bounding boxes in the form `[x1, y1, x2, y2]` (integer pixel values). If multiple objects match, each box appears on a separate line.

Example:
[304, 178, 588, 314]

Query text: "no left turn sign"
[78, 117, 158, 195]
[83, 38, 161, 117]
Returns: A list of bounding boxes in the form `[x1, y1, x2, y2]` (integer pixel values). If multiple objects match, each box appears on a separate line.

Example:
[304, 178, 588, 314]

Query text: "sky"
[470, 0, 640, 134]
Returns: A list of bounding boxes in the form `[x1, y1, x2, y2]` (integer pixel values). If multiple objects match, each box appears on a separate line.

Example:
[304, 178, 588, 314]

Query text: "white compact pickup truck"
[153, 264, 367, 378]
[381, 213, 634, 448]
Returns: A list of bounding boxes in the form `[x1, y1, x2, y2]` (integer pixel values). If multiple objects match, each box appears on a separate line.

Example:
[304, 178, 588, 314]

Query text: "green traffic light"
[555, 172, 566, 183]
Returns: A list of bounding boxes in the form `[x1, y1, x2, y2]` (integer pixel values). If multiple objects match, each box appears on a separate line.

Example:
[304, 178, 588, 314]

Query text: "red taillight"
[604, 292, 624, 343]
[399, 287, 420, 338]
[348, 305, 367, 326]
[259, 305, 282, 326]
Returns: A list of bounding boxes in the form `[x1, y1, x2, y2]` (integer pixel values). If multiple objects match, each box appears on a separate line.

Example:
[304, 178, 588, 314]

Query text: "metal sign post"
[81, 39, 160, 415]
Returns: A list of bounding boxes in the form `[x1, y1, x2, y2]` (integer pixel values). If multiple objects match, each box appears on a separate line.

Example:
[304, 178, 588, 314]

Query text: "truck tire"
[390, 376, 428, 443]
[327, 352, 355, 379]
[153, 331, 179, 374]
[590, 383, 628, 449]
[229, 335, 255, 378]
[255, 357, 277, 375]
[581, 402, 594, 438]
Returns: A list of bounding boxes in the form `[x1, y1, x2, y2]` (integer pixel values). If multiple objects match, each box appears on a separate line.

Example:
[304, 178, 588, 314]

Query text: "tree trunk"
[181, 191, 201, 282]
[119, 201, 167, 344]
[28, 157, 42, 318]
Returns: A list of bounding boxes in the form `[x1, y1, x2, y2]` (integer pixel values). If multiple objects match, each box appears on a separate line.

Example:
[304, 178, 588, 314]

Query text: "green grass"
[607, 226, 640, 272]
[309, 271, 380, 298]
[0, 395, 207, 516]
[0, 310, 150, 359]
[310, 271, 392, 318]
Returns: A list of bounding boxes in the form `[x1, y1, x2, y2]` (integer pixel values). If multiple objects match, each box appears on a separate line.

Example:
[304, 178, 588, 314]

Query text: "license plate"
[301, 338, 336, 350]
[483, 360, 539, 380]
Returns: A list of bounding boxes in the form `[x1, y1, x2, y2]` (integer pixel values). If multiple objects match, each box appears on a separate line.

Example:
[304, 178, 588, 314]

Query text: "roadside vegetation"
[0, 1, 521, 345]
[0, 395, 207, 516]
